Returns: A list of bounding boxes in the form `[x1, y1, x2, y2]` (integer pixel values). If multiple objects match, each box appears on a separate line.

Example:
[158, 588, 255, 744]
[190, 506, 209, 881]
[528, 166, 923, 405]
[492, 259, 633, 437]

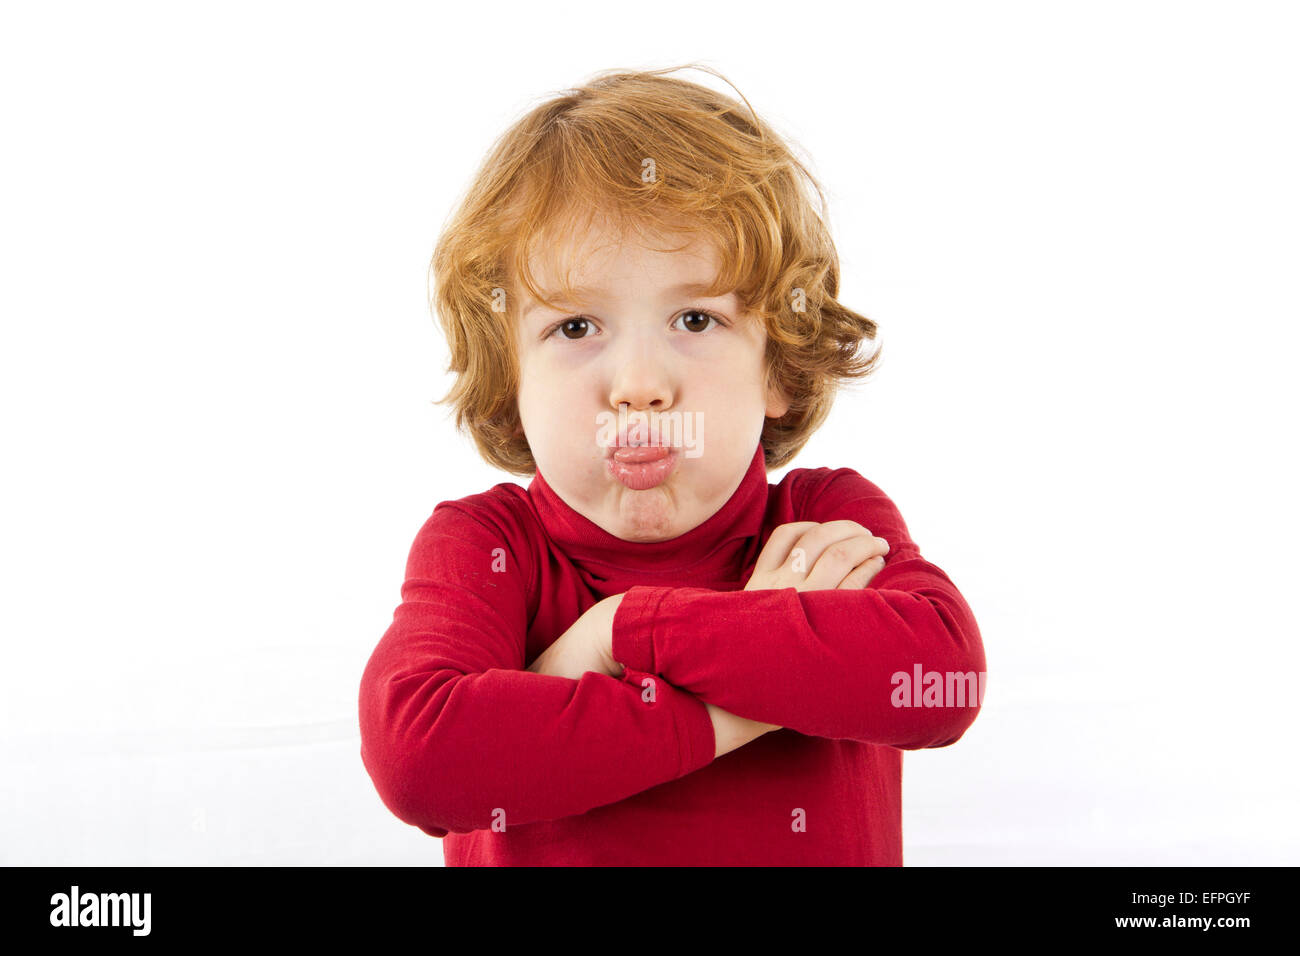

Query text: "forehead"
[520, 219, 724, 305]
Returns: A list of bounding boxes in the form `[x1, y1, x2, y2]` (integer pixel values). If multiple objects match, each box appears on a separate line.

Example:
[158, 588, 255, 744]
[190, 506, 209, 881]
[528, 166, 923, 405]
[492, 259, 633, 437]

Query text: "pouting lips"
[611, 445, 673, 464]
[606, 447, 678, 490]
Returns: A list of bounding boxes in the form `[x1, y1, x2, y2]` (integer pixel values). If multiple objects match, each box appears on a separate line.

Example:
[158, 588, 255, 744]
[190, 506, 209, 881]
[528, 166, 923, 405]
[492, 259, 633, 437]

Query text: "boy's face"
[514, 223, 789, 543]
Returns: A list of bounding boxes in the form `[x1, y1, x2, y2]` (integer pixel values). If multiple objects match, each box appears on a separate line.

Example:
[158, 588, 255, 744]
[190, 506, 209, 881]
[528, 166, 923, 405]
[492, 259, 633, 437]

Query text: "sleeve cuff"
[674, 686, 716, 774]
[612, 585, 670, 675]
[620, 665, 716, 775]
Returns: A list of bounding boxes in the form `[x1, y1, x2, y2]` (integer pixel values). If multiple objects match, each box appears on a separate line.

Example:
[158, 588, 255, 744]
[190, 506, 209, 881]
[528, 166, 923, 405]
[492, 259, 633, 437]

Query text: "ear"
[764, 378, 790, 419]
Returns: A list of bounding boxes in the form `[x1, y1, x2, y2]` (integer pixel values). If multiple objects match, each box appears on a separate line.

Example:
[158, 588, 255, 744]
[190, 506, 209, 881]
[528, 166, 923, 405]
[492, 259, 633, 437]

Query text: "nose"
[607, 328, 675, 413]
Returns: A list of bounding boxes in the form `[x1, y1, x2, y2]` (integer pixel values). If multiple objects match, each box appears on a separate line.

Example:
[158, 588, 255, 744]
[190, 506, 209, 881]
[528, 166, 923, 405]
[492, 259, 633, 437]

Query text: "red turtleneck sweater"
[358, 443, 985, 865]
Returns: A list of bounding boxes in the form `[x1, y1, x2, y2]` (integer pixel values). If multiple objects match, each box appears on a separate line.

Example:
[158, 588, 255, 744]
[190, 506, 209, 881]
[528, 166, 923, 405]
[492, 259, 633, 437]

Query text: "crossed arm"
[359, 502, 718, 837]
[359, 471, 984, 837]
[527, 518, 899, 755]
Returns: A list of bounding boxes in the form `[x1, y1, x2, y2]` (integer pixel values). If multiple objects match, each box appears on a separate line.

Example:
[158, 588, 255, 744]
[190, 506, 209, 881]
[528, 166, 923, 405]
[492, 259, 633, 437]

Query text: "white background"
[2, 0, 1296, 866]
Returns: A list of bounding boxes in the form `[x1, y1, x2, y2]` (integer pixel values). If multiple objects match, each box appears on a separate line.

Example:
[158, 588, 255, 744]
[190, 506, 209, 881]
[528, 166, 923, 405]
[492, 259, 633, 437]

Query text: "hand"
[526, 594, 625, 680]
[744, 520, 890, 593]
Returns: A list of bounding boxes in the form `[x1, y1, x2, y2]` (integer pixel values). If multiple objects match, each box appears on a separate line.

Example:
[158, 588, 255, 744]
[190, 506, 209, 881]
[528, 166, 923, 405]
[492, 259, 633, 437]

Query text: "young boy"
[358, 65, 986, 865]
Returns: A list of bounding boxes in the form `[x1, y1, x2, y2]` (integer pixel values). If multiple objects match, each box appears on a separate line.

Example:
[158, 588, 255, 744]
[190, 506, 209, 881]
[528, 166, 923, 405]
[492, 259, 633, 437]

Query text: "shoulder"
[773, 464, 916, 550]
[405, 481, 542, 586]
[774, 464, 894, 517]
[427, 480, 535, 538]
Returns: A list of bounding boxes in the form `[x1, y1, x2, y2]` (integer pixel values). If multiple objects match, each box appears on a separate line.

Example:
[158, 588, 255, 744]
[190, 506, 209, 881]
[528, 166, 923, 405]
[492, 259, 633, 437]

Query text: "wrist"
[599, 594, 625, 677]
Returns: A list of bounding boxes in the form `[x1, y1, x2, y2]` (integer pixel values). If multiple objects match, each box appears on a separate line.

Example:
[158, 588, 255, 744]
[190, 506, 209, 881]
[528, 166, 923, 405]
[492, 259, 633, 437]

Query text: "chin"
[613, 491, 684, 538]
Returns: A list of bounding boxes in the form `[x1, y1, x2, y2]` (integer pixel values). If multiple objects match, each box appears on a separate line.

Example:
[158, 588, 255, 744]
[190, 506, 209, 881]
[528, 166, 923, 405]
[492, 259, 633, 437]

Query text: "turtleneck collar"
[527, 442, 770, 590]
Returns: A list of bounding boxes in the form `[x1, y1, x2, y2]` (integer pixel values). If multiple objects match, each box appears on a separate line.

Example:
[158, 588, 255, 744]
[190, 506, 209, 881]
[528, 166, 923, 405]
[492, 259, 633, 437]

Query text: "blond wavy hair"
[429, 64, 880, 475]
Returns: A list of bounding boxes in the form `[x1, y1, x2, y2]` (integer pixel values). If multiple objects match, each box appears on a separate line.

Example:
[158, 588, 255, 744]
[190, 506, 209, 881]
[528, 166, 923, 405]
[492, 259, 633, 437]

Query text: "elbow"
[889, 651, 987, 750]
[882, 602, 987, 750]
[358, 661, 474, 837]
[358, 723, 456, 837]
[915, 693, 984, 749]
[883, 693, 984, 750]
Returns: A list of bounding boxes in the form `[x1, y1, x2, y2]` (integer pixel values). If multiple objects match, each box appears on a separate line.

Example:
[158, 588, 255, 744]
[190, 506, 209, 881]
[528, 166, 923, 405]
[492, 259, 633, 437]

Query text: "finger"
[804, 533, 889, 590]
[837, 554, 887, 590]
[792, 520, 887, 581]
[752, 522, 821, 573]
[790, 520, 882, 564]
[768, 520, 862, 582]
[804, 519, 877, 541]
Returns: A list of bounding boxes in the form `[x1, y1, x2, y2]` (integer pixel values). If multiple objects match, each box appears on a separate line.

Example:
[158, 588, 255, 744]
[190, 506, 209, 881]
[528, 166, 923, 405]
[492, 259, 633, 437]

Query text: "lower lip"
[607, 447, 678, 490]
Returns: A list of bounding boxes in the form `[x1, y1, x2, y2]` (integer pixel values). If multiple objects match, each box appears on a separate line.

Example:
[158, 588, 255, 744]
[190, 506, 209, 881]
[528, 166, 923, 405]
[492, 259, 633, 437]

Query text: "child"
[359, 65, 986, 865]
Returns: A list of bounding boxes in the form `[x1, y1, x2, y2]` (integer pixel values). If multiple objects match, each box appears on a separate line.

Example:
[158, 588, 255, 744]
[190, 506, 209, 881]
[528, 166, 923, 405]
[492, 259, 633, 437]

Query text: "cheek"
[514, 374, 535, 421]
[516, 353, 555, 403]
[695, 360, 768, 408]
[518, 378, 577, 438]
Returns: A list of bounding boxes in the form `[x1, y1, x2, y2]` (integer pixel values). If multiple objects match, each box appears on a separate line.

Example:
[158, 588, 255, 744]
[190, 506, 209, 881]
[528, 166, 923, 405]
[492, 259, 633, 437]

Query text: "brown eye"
[556, 318, 593, 340]
[676, 310, 719, 333]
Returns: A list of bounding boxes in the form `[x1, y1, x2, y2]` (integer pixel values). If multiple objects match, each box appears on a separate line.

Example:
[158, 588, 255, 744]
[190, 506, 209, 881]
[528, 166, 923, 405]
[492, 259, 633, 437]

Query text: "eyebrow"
[521, 281, 724, 318]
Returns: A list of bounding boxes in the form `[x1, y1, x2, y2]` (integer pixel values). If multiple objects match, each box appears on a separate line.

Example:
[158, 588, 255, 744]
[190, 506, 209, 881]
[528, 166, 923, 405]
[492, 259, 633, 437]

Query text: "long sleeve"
[358, 500, 716, 837]
[610, 468, 986, 749]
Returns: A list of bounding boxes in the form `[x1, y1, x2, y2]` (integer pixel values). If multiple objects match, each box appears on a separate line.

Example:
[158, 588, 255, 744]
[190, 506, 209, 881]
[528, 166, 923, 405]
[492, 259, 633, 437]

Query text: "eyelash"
[543, 309, 728, 341]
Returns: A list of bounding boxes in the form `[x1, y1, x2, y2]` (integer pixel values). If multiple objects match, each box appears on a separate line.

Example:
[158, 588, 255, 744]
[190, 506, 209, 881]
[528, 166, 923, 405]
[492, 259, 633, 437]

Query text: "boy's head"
[430, 65, 878, 541]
